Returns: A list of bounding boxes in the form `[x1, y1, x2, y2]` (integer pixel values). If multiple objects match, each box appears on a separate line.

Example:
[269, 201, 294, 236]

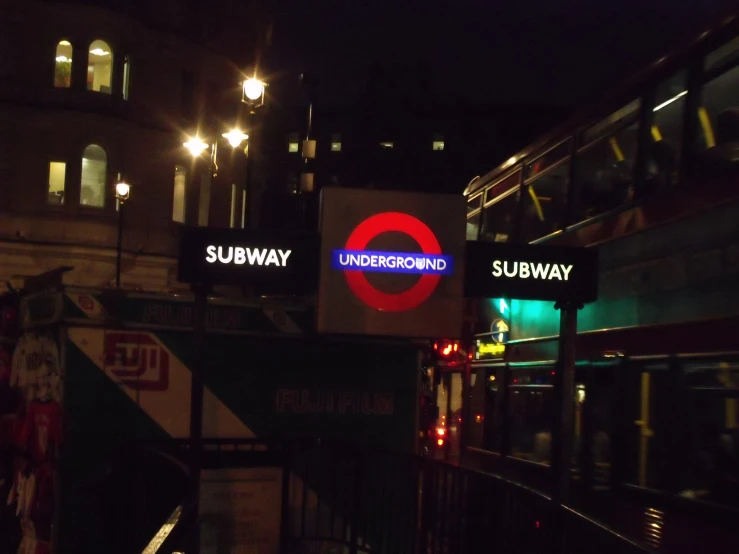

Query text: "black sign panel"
[178, 226, 319, 292]
[464, 241, 599, 303]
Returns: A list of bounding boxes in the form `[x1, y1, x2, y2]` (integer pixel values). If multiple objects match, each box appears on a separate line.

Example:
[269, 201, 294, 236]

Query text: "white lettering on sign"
[205, 245, 292, 267]
[492, 260, 574, 281]
[337, 253, 448, 272]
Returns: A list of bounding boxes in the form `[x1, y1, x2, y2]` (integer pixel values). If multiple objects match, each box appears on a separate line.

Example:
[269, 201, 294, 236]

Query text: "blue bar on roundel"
[331, 249, 455, 276]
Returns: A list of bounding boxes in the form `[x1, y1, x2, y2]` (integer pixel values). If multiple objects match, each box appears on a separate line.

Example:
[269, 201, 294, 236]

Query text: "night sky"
[267, 0, 737, 107]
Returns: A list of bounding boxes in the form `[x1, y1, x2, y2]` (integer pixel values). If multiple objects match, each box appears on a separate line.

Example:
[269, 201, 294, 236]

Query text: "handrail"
[140, 504, 184, 554]
[284, 440, 653, 554]
[108, 437, 655, 554]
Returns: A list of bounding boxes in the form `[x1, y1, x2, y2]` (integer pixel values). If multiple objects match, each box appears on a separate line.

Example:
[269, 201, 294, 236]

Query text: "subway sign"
[318, 189, 466, 338]
[464, 241, 599, 303]
[177, 226, 319, 292]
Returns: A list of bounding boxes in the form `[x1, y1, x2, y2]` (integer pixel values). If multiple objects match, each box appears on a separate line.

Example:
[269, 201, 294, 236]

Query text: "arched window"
[122, 56, 131, 100]
[87, 40, 113, 93]
[54, 40, 73, 88]
[80, 145, 107, 208]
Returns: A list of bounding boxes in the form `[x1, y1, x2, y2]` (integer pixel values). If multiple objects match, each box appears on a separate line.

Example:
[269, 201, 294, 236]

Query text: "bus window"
[644, 71, 687, 195]
[466, 193, 483, 240]
[467, 193, 482, 217]
[679, 359, 739, 508]
[480, 190, 519, 243]
[575, 367, 615, 490]
[448, 372, 464, 462]
[466, 210, 481, 240]
[574, 117, 639, 222]
[467, 368, 487, 449]
[624, 362, 674, 492]
[705, 35, 739, 74]
[697, 64, 739, 166]
[508, 368, 555, 464]
[520, 163, 568, 243]
[525, 139, 571, 180]
[468, 367, 505, 452]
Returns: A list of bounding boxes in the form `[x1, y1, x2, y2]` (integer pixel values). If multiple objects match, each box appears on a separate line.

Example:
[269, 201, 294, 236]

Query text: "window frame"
[172, 165, 187, 223]
[46, 160, 67, 206]
[54, 39, 74, 89]
[122, 55, 131, 100]
[524, 138, 572, 184]
[330, 133, 342, 152]
[79, 144, 109, 209]
[483, 169, 522, 207]
[480, 185, 521, 244]
[86, 39, 114, 94]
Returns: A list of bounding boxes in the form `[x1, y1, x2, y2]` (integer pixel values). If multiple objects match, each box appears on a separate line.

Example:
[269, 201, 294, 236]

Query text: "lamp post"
[182, 127, 248, 554]
[184, 130, 248, 226]
[114, 180, 130, 288]
[241, 76, 266, 229]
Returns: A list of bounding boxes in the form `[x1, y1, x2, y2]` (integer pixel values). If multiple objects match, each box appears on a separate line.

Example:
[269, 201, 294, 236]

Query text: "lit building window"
[288, 133, 299, 153]
[80, 145, 107, 208]
[380, 142, 394, 149]
[54, 40, 73, 88]
[48, 162, 66, 205]
[172, 165, 186, 223]
[87, 40, 113, 93]
[433, 132, 445, 151]
[331, 133, 342, 152]
[122, 56, 131, 100]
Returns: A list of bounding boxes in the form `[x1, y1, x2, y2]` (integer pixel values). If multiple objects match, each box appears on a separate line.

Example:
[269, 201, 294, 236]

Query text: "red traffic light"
[433, 339, 462, 358]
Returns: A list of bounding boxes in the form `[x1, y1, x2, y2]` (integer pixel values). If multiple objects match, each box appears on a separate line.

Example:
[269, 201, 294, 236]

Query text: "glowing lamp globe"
[222, 130, 249, 148]
[243, 78, 265, 101]
[115, 182, 130, 201]
[184, 137, 209, 157]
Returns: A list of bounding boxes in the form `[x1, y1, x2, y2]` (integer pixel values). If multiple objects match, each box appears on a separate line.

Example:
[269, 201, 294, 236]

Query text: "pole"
[115, 201, 124, 288]
[552, 300, 580, 554]
[553, 301, 579, 504]
[189, 283, 209, 553]
[244, 109, 254, 229]
[306, 99, 313, 141]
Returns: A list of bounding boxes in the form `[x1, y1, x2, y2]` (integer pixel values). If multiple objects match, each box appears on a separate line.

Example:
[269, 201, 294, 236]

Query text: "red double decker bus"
[461, 9, 739, 553]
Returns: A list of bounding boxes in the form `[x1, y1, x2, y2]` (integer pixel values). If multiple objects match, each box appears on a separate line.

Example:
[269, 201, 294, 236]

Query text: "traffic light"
[433, 339, 456, 358]
[432, 339, 466, 365]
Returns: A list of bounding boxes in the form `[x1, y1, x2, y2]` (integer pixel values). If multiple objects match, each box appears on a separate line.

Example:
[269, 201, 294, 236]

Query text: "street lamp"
[242, 77, 265, 104]
[240, 74, 268, 229]
[183, 136, 210, 157]
[181, 126, 249, 554]
[115, 181, 130, 201]
[114, 180, 130, 288]
[222, 129, 249, 148]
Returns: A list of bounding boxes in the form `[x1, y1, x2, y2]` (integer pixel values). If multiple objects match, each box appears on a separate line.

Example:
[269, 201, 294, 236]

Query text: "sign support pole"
[189, 282, 210, 554]
[552, 299, 582, 553]
[553, 300, 581, 504]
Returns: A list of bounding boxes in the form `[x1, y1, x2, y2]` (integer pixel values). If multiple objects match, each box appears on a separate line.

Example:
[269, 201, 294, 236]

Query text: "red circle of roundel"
[343, 212, 443, 312]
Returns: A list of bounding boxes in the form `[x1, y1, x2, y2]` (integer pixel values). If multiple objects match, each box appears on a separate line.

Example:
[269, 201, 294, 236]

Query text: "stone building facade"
[0, 0, 270, 292]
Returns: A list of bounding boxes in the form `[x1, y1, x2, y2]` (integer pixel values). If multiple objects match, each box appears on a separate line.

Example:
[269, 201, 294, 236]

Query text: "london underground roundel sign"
[331, 212, 454, 312]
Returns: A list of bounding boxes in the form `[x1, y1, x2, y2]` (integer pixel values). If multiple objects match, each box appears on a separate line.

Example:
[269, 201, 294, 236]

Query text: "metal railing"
[283, 441, 654, 554]
[125, 438, 653, 554]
